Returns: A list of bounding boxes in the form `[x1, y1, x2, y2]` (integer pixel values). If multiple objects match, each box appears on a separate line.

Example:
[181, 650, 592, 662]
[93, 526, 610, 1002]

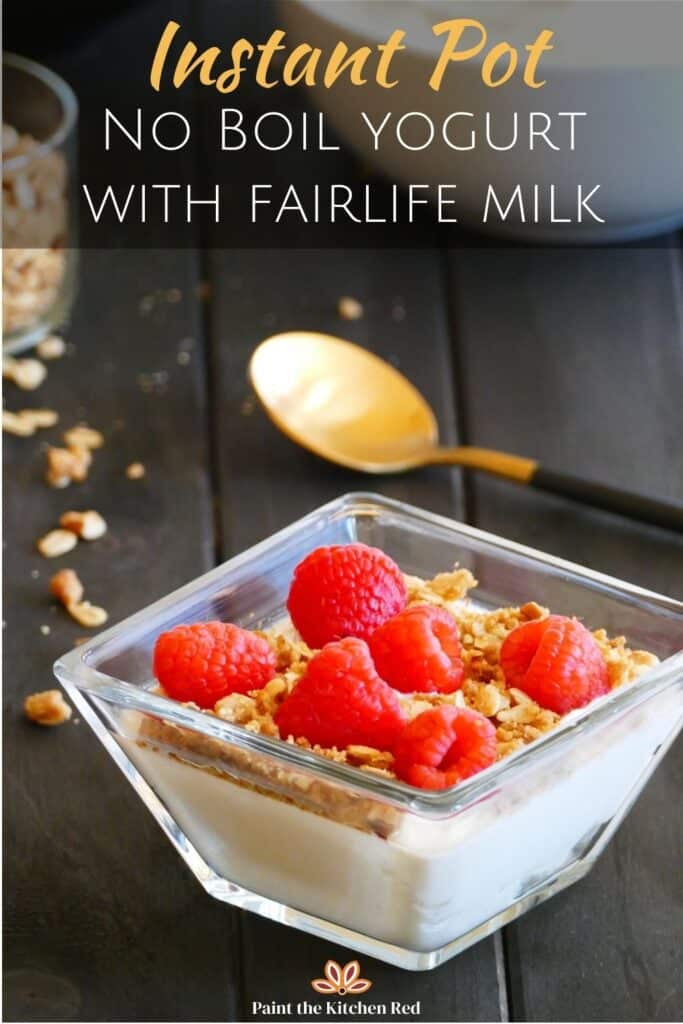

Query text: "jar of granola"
[3, 53, 78, 354]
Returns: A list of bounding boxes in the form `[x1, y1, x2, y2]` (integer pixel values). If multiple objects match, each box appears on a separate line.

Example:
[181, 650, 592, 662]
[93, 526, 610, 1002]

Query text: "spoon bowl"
[249, 331, 439, 472]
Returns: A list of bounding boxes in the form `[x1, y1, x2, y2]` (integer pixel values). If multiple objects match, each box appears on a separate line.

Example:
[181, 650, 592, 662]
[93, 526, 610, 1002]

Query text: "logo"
[311, 959, 372, 996]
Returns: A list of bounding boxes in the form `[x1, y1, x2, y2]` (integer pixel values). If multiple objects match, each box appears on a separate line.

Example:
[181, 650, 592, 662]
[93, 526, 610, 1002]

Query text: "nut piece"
[3, 408, 58, 436]
[346, 745, 394, 770]
[24, 689, 72, 726]
[49, 569, 108, 628]
[36, 335, 66, 360]
[59, 509, 107, 541]
[63, 425, 104, 450]
[50, 568, 84, 607]
[214, 693, 257, 725]
[68, 601, 108, 628]
[25, 408, 59, 428]
[337, 295, 364, 321]
[125, 461, 145, 480]
[3, 410, 35, 436]
[45, 445, 92, 487]
[3, 357, 47, 390]
[36, 528, 78, 558]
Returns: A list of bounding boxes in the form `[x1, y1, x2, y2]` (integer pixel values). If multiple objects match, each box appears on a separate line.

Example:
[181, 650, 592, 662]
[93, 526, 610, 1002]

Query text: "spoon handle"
[529, 467, 683, 533]
[432, 447, 683, 533]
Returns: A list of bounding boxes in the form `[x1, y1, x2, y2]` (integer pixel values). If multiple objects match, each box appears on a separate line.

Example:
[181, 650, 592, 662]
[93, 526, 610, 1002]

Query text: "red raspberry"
[153, 621, 276, 709]
[500, 615, 609, 714]
[369, 605, 464, 693]
[393, 706, 497, 790]
[275, 637, 405, 750]
[287, 544, 407, 649]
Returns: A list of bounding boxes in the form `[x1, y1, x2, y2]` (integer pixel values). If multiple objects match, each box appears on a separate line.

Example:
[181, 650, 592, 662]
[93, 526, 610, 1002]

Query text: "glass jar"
[2, 53, 78, 354]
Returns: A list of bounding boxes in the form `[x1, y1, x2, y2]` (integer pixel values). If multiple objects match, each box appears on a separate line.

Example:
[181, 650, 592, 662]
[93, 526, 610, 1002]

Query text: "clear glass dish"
[54, 493, 683, 970]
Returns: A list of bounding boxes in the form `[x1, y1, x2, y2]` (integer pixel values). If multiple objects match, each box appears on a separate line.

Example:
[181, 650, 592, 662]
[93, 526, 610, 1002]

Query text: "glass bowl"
[53, 493, 683, 970]
[2, 53, 78, 354]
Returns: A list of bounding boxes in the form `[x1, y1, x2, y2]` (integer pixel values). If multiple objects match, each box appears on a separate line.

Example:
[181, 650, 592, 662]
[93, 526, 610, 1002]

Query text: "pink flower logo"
[311, 959, 372, 996]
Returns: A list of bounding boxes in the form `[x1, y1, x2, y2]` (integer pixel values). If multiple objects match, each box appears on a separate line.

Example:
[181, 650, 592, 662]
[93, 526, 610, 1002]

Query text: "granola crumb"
[3, 408, 58, 436]
[24, 689, 72, 726]
[3, 357, 47, 390]
[405, 567, 477, 613]
[214, 692, 258, 725]
[50, 568, 84, 607]
[126, 461, 145, 480]
[59, 509, 107, 541]
[63, 424, 104, 450]
[346, 745, 394, 770]
[519, 601, 546, 620]
[36, 528, 78, 558]
[45, 444, 92, 488]
[36, 335, 66, 360]
[337, 295, 364, 321]
[592, 628, 659, 688]
[68, 601, 108, 628]
[2, 410, 34, 436]
[27, 408, 58, 428]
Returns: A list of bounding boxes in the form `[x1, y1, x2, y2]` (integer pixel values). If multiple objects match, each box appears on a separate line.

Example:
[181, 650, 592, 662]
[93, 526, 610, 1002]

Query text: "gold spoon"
[249, 331, 683, 533]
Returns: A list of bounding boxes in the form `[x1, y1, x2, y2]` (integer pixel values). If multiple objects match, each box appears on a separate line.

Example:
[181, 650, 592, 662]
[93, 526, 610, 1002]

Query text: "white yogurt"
[120, 686, 679, 954]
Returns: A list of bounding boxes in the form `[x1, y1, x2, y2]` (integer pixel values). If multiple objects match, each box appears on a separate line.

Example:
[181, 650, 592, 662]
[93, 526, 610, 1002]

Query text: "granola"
[132, 566, 658, 836]
[3, 407, 57, 436]
[49, 568, 108, 628]
[24, 689, 72, 726]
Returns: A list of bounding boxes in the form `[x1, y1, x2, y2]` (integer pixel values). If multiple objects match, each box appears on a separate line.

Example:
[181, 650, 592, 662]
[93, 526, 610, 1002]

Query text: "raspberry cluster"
[153, 543, 609, 790]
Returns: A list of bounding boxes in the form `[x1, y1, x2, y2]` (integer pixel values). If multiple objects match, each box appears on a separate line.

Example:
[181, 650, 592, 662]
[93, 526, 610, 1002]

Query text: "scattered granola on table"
[337, 295, 364, 321]
[59, 509, 107, 540]
[36, 334, 66, 360]
[2, 408, 58, 436]
[45, 443, 92, 488]
[63, 424, 104, 450]
[36, 528, 78, 558]
[49, 568, 108, 628]
[24, 689, 72, 727]
[3, 356, 47, 390]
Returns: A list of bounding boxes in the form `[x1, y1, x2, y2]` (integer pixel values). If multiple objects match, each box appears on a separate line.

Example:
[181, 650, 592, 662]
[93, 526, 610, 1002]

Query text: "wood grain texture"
[2, 251, 240, 1023]
[5, 3, 246, 1011]
[445, 242, 683, 1022]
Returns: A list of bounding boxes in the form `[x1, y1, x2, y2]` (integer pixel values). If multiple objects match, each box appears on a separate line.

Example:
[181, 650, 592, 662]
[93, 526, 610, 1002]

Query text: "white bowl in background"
[280, 1, 683, 242]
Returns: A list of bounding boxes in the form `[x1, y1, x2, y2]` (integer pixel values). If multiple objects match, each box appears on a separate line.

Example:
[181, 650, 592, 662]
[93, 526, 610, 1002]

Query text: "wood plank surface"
[5, 2, 246, 1016]
[2, 251, 243, 1022]
[446, 242, 683, 1023]
[204, 247, 503, 1022]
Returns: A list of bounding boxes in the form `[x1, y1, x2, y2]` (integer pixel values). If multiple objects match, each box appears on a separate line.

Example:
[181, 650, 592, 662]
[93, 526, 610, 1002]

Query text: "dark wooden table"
[4, 3, 683, 1021]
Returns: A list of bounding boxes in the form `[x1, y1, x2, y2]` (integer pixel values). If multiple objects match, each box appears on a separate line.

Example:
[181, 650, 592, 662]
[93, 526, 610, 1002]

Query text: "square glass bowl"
[54, 493, 683, 970]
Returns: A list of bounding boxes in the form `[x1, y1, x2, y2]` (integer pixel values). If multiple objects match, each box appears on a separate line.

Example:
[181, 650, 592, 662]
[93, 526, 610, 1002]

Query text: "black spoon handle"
[530, 466, 683, 534]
